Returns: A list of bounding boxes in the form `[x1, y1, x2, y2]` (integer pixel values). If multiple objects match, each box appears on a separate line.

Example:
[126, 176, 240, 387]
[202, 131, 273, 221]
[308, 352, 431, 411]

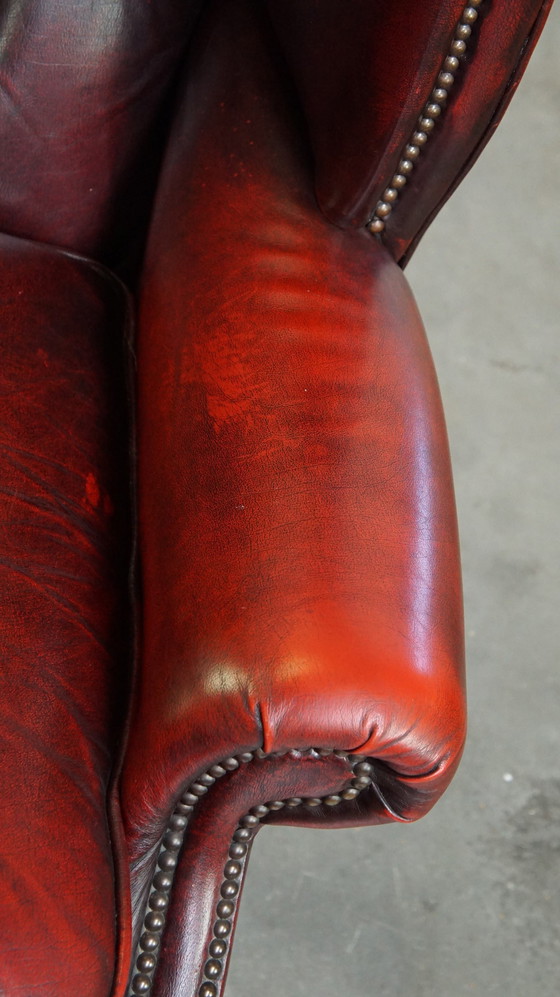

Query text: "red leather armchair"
[0, 3, 553, 996]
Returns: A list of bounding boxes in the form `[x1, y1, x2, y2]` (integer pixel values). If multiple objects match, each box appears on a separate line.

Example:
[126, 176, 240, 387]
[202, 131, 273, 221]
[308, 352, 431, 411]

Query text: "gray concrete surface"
[227, 8, 560, 996]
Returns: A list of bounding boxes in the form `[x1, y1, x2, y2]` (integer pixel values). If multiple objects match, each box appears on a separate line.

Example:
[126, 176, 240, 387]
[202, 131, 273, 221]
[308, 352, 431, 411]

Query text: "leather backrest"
[0, 1, 202, 269]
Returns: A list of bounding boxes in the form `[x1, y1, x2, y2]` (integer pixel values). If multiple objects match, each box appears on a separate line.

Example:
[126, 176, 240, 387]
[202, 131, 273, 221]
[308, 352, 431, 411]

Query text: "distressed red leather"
[0, 234, 129, 997]
[0, 1, 555, 995]
[120, 0, 465, 881]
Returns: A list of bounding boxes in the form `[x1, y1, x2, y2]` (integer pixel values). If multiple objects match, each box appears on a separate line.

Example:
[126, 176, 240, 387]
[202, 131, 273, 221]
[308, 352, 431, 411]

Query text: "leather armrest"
[119, 2, 465, 991]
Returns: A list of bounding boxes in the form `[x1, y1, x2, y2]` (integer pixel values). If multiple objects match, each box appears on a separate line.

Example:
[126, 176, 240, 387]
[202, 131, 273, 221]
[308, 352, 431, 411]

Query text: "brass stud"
[250, 804, 270, 818]
[136, 952, 156, 973]
[153, 871, 173, 892]
[375, 200, 391, 217]
[139, 932, 159, 952]
[437, 71, 455, 89]
[205, 960, 222, 980]
[163, 831, 182, 851]
[462, 6, 479, 23]
[144, 911, 165, 932]
[240, 814, 259, 827]
[132, 974, 151, 994]
[157, 851, 177, 871]
[210, 939, 227, 958]
[199, 984, 217, 997]
[169, 814, 188, 831]
[223, 757, 240, 770]
[444, 55, 460, 72]
[224, 860, 242, 879]
[148, 891, 169, 911]
[450, 38, 467, 55]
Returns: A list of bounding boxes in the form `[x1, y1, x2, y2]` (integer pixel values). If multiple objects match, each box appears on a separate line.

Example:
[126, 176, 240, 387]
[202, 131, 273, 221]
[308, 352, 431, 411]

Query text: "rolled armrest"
[119, 2, 465, 994]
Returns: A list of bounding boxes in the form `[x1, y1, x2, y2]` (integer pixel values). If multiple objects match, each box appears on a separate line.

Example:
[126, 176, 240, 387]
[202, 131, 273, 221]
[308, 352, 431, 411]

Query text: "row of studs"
[197, 756, 376, 997]
[128, 748, 374, 996]
[367, 0, 485, 236]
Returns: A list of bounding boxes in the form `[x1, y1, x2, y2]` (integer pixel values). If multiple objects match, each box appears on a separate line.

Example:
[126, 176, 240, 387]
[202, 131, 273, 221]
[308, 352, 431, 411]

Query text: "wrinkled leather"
[0, 234, 129, 997]
[0, 1, 555, 994]
[120, 0, 465, 872]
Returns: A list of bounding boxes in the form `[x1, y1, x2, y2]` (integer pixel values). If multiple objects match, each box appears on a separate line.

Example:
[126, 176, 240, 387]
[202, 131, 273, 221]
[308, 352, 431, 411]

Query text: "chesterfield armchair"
[0, 2, 553, 996]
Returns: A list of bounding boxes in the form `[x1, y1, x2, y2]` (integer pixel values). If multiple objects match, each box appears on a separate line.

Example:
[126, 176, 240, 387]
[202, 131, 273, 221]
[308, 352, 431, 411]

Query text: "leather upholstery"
[0, 1, 553, 995]
[0, 0, 203, 270]
[385, 0, 555, 262]
[265, 0, 554, 261]
[0, 234, 129, 994]
[266, 0, 468, 230]
[120, 0, 465, 884]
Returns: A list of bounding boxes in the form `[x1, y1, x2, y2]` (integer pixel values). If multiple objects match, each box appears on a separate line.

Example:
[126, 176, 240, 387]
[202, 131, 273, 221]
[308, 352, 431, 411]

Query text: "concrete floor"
[227, 7, 560, 997]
